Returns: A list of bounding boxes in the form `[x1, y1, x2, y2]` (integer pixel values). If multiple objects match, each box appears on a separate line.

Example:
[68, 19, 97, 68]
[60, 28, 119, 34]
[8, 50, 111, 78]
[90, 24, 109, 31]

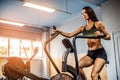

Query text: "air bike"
[44, 26, 106, 80]
[2, 48, 48, 80]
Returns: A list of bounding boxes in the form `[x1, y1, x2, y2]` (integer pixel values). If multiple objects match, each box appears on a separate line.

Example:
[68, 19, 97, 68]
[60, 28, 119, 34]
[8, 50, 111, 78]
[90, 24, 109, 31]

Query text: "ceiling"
[0, 0, 107, 28]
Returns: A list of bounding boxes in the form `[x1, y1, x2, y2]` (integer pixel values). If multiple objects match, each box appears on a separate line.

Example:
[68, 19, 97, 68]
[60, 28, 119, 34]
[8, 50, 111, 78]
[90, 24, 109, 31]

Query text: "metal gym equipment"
[44, 26, 106, 80]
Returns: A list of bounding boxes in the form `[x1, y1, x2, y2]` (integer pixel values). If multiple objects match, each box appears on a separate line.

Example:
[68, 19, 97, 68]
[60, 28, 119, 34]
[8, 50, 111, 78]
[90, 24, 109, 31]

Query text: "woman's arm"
[97, 21, 111, 40]
[54, 26, 84, 38]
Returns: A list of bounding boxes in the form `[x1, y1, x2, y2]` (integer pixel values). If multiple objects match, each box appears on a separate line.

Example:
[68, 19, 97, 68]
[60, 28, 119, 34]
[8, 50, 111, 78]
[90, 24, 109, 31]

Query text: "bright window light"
[23, 2, 55, 13]
[0, 20, 25, 26]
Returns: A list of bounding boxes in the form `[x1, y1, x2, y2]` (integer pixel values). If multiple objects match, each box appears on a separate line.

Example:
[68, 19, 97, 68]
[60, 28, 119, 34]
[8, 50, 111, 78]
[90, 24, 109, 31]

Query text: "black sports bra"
[83, 22, 100, 36]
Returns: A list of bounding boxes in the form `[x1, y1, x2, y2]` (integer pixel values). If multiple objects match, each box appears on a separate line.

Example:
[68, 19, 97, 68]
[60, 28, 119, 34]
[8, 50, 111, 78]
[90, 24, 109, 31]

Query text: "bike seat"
[62, 38, 74, 53]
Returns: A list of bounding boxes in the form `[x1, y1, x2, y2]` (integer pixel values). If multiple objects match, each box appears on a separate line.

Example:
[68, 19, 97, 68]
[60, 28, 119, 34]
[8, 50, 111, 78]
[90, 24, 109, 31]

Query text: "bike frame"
[62, 35, 106, 80]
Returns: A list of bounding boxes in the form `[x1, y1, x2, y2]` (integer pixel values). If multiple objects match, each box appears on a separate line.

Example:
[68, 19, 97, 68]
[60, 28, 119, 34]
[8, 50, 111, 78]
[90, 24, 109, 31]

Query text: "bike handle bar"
[75, 35, 106, 39]
[44, 26, 60, 74]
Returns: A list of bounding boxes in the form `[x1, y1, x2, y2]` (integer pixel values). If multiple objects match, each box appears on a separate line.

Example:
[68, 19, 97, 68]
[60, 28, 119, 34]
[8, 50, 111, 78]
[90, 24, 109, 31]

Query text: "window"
[0, 36, 42, 58]
[0, 37, 8, 57]
[0, 25, 44, 59]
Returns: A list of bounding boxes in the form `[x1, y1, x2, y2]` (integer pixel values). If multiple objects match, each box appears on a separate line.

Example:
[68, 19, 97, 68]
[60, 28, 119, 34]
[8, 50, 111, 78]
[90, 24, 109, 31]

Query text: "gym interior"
[0, 0, 119, 80]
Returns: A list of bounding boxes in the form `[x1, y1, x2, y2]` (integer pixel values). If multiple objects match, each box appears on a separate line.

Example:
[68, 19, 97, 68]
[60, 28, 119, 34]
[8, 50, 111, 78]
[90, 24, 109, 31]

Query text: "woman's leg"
[91, 58, 105, 80]
[79, 56, 93, 80]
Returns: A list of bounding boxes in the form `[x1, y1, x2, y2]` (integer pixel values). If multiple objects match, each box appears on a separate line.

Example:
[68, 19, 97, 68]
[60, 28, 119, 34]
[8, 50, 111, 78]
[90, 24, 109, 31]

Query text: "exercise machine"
[2, 48, 48, 80]
[44, 26, 73, 80]
[61, 35, 106, 80]
[44, 26, 106, 80]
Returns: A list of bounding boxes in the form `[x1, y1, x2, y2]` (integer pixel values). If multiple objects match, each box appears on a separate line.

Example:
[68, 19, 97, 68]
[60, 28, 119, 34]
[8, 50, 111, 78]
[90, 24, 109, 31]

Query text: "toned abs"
[87, 39, 102, 50]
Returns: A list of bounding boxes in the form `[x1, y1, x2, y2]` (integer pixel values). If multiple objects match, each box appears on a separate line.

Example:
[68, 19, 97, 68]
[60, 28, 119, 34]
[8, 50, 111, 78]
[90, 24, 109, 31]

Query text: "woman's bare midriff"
[87, 39, 103, 50]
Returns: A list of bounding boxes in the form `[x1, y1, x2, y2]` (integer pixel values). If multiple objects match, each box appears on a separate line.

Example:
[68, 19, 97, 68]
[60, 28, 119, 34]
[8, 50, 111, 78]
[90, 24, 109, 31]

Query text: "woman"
[54, 6, 110, 80]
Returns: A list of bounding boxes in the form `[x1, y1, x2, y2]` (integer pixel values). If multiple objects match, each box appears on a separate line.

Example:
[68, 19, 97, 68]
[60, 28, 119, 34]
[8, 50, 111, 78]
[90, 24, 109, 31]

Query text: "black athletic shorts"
[87, 48, 107, 62]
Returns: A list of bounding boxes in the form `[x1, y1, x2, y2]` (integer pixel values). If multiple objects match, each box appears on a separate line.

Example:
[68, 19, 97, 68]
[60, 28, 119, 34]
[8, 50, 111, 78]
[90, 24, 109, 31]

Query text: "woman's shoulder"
[80, 25, 85, 30]
[95, 21, 103, 25]
[95, 21, 104, 28]
[77, 26, 85, 32]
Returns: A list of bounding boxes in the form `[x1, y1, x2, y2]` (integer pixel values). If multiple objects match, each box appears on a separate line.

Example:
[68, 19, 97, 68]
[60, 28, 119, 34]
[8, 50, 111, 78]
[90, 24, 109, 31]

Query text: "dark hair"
[82, 6, 98, 21]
